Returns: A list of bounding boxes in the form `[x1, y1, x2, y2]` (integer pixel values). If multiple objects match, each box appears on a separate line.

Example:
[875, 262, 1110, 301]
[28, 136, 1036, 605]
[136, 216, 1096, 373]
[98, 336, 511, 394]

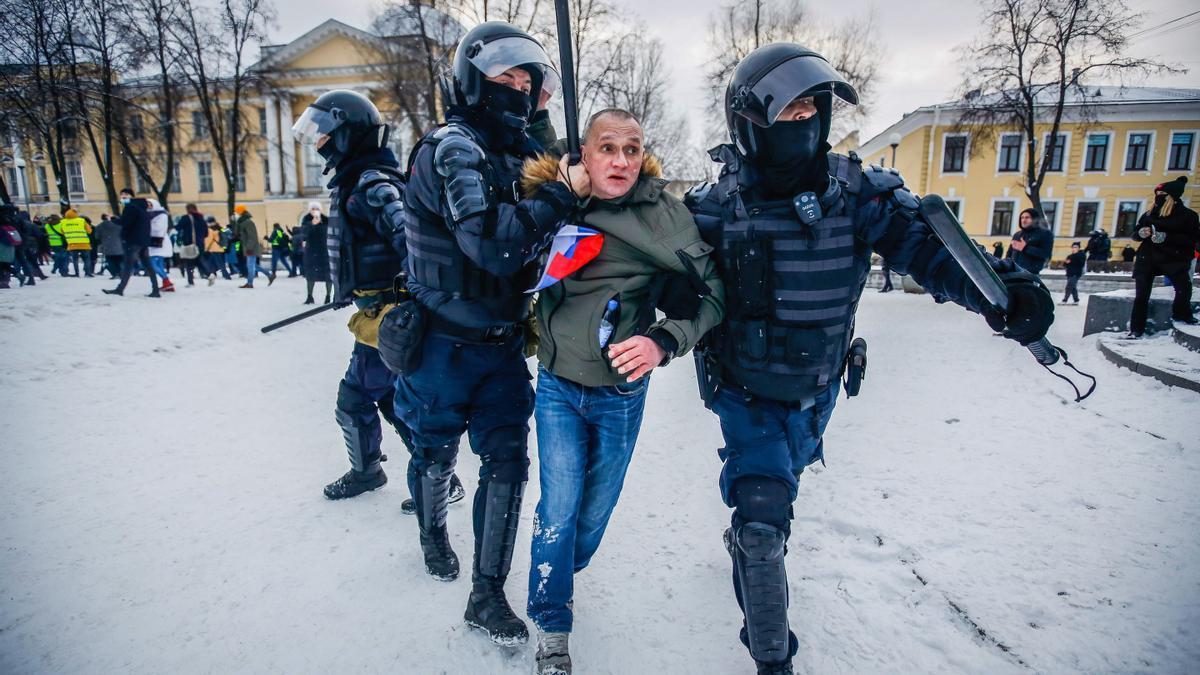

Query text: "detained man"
[523, 109, 725, 674]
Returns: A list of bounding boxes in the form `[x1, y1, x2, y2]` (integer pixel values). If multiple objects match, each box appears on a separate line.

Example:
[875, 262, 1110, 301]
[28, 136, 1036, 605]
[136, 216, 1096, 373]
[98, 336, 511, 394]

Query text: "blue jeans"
[69, 251, 93, 276]
[711, 381, 840, 507]
[52, 249, 69, 276]
[206, 252, 231, 279]
[150, 256, 169, 281]
[225, 249, 238, 274]
[527, 366, 649, 633]
[270, 248, 294, 275]
[244, 255, 272, 285]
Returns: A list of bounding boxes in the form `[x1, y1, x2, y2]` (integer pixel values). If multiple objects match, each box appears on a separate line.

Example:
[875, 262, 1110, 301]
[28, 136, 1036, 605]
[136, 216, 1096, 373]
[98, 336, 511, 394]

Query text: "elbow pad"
[433, 132, 489, 223]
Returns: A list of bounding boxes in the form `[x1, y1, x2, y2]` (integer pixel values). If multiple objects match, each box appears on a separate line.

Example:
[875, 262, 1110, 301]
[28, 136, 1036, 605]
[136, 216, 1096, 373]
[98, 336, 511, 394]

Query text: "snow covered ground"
[2, 275, 1198, 674]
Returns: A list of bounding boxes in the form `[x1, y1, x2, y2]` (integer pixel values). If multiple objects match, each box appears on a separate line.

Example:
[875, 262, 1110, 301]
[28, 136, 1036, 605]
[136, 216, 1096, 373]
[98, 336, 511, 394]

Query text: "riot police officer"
[290, 90, 463, 503]
[382, 22, 572, 646]
[685, 44, 1054, 674]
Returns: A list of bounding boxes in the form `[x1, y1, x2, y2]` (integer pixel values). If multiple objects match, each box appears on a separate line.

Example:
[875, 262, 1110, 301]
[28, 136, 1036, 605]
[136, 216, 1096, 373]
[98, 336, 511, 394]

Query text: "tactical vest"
[700, 153, 869, 403]
[327, 164, 407, 304]
[403, 122, 537, 326]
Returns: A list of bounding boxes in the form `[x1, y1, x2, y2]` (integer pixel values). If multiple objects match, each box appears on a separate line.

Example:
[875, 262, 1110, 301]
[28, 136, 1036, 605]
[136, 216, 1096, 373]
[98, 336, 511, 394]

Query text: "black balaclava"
[755, 115, 827, 198]
[478, 79, 533, 133]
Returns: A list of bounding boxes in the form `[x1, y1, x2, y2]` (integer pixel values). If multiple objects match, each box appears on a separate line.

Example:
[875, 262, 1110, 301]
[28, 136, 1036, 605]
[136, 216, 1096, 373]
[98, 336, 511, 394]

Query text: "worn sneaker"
[535, 631, 571, 674]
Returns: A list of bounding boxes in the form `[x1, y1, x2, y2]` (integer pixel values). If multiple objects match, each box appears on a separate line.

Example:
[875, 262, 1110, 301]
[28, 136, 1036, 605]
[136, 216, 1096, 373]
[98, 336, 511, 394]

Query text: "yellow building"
[856, 87, 1200, 261]
[1, 18, 453, 230]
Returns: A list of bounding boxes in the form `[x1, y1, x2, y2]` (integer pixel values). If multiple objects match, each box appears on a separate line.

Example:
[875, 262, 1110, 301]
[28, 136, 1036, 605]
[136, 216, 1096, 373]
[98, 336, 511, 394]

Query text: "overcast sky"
[267, 0, 1200, 147]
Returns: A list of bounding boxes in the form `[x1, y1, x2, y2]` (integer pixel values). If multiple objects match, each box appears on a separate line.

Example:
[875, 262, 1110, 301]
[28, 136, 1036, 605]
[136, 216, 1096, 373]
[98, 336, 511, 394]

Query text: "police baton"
[260, 302, 341, 334]
[553, 0, 581, 165]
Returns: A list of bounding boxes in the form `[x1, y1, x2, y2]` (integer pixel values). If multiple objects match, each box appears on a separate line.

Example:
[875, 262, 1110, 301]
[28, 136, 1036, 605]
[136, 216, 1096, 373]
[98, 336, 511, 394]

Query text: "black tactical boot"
[756, 659, 794, 674]
[416, 459, 459, 581]
[401, 473, 466, 515]
[464, 480, 527, 645]
[323, 468, 386, 499]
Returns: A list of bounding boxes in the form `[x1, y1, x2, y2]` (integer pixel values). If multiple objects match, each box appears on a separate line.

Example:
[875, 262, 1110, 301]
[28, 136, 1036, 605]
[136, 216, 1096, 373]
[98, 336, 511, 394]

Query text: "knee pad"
[478, 426, 529, 483]
[732, 477, 792, 530]
[419, 441, 459, 467]
[336, 379, 373, 416]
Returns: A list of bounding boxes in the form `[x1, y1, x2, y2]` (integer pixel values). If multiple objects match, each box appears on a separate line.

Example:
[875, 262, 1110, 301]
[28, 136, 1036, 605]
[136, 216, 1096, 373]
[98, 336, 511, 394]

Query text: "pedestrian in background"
[267, 223, 295, 277]
[1009, 207, 1054, 275]
[233, 205, 272, 288]
[1127, 177, 1199, 337]
[147, 199, 175, 293]
[44, 215, 69, 276]
[105, 188, 159, 297]
[204, 218, 230, 283]
[1062, 242, 1086, 304]
[58, 209, 94, 278]
[177, 203, 209, 286]
[300, 202, 330, 305]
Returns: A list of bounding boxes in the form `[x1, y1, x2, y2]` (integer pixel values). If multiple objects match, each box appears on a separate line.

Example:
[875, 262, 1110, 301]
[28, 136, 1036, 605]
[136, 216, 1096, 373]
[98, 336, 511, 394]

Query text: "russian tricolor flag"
[526, 225, 605, 293]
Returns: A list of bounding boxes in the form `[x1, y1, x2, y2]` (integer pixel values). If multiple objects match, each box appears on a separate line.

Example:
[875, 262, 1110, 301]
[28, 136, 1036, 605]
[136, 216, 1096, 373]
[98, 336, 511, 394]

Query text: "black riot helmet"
[449, 21, 559, 125]
[725, 43, 858, 161]
[291, 90, 390, 172]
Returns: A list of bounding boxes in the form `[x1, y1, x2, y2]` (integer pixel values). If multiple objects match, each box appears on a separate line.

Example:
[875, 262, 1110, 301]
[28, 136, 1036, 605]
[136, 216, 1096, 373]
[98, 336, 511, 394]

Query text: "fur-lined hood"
[521, 150, 665, 202]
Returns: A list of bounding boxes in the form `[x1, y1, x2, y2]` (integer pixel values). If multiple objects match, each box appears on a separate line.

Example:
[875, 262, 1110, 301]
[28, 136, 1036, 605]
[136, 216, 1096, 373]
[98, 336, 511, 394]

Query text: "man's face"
[582, 115, 644, 200]
[1019, 212, 1033, 228]
[486, 66, 533, 95]
[1071, 244, 1080, 252]
[777, 96, 818, 122]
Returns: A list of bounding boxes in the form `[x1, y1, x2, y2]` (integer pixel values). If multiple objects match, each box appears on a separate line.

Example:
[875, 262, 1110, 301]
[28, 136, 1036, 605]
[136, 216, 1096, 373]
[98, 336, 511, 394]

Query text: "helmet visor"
[291, 105, 344, 146]
[465, 35, 560, 94]
[732, 55, 859, 127]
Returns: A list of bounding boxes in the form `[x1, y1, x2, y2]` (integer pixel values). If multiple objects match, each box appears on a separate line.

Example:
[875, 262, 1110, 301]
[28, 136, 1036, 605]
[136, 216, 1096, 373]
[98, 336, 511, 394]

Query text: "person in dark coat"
[177, 203, 211, 285]
[1009, 207, 1054, 274]
[300, 202, 330, 304]
[1121, 244, 1137, 262]
[992, 241, 1004, 259]
[104, 188, 159, 297]
[1086, 229, 1112, 262]
[19, 211, 46, 283]
[1127, 176, 1200, 337]
[1062, 242, 1087, 304]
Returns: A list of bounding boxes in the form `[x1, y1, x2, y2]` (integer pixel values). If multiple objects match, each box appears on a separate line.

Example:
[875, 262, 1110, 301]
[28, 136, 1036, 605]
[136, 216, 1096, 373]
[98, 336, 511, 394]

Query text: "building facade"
[1, 19, 447, 231]
[857, 87, 1200, 261]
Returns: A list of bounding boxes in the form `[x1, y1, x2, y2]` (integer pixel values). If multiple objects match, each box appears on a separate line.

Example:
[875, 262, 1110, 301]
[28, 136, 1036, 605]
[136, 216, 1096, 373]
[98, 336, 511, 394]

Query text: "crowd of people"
[0, 194, 332, 302]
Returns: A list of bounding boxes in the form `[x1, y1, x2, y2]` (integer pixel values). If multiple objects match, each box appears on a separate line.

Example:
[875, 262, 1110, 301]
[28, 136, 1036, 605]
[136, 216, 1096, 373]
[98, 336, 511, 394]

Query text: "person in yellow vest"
[58, 209, 94, 278]
[44, 215, 69, 276]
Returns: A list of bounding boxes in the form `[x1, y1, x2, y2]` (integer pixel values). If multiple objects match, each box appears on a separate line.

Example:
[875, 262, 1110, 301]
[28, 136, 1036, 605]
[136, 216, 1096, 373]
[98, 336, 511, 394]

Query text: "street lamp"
[888, 132, 902, 168]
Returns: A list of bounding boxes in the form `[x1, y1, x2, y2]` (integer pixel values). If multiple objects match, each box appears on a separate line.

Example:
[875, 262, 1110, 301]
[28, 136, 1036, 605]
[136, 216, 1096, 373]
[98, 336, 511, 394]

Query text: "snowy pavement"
[2, 276, 1198, 674]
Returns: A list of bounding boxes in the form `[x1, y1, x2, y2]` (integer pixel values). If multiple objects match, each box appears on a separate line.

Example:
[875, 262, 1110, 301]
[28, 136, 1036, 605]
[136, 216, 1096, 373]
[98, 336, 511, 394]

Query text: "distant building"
[857, 87, 1200, 260]
[1, 17, 459, 228]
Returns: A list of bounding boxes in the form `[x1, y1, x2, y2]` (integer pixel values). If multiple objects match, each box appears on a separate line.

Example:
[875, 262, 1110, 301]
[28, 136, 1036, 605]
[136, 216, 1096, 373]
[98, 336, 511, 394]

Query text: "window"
[942, 135, 967, 173]
[1043, 133, 1066, 172]
[1073, 201, 1100, 237]
[136, 169, 151, 194]
[944, 199, 962, 218]
[193, 111, 209, 140]
[66, 160, 85, 193]
[60, 119, 77, 141]
[198, 161, 213, 193]
[990, 200, 1016, 236]
[233, 157, 246, 192]
[1125, 133, 1150, 171]
[1041, 201, 1058, 231]
[1115, 201, 1141, 238]
[1084, 134, 1109, 172]
[170, 161, 181, 193]
[5, 167, 22, 198]
[998, 134, 1021, 172]
[258, 107, 267, 134]
[303, 143, 324, 188]
[35, 165, 48, 195]
[1168, 132, 1195, 171]
[129, 114, 145, 141]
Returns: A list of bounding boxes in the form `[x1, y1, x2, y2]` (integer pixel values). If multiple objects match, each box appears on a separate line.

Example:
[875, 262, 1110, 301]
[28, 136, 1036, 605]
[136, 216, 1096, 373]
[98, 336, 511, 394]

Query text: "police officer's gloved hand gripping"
[980, 269, 1055, 345]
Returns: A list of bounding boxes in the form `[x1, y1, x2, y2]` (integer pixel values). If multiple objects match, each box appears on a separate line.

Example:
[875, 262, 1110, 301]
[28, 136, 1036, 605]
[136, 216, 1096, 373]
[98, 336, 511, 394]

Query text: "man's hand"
[538, 88, 552, 112]
[608, 336, 665, 382]
[982, 272, 1054, 345]
[558, 155, 591, 199]
[1011, 239, 1026, 252]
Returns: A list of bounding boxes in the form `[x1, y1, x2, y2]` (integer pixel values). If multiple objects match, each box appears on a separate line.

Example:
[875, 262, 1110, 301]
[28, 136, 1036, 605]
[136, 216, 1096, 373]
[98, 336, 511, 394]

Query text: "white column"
[264, 95, 282, 195]
[278, 94, 298, 195]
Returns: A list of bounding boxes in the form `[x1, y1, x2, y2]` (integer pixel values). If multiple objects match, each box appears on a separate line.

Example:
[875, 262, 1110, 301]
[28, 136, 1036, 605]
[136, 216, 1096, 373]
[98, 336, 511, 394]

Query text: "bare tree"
[955, 0, 1180, 214]
[704, 0, 881, 148]
[173, 0, 274, 217]
[0, 0, 78, 210]
[111, 0, 187, 209]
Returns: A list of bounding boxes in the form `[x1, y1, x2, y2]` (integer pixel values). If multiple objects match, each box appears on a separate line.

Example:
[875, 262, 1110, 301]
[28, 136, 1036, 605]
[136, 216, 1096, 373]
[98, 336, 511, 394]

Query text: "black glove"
[377, 300, 426, 375]
[982, 270, 1054, 345]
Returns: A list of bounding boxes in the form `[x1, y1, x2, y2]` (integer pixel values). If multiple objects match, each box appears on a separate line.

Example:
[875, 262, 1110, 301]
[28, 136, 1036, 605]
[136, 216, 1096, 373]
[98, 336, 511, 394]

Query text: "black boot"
[323, 467, 387, 499]
[416, 457, 459, 581]
[756, 659, 794, 674]
[401, 473, 465, 515]
[728, 522, 792, 666]
[102, 288, 123, 296]
[463, 480, 528, 646]
[304, 296, 315, 305]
